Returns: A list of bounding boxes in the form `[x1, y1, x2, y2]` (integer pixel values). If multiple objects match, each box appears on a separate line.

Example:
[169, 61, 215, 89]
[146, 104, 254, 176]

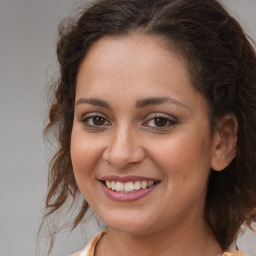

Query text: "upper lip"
[99, 175, 160, 183]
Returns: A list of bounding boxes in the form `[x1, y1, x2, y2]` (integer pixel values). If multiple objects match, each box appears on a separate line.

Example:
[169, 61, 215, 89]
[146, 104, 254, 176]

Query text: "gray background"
[0, 0, 255, 255]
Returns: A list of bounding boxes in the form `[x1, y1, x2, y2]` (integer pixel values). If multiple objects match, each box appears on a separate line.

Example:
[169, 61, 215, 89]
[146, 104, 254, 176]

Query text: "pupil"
[93, 116, 104, 125]
[155, 118, 167, 127]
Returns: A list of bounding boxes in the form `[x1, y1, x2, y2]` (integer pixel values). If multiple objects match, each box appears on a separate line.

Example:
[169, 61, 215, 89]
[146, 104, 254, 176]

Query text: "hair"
[42, 0, 256, 253]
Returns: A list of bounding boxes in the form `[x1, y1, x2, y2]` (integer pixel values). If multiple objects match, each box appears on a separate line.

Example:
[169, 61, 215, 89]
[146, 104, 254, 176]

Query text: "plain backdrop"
[0, 0, 255, 255]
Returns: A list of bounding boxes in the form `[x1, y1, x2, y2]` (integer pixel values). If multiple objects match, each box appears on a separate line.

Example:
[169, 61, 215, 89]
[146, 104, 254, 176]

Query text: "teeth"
[111, 181, 116, 190]
[106, 180, 111, 188]
[134, 181, 141, 190]
[148, 181, 153, 186]
[115, 182, 124, 192]
[125, 182, 134, 192]
[105, 180, 155, 192]
[141, 181, 147, 189]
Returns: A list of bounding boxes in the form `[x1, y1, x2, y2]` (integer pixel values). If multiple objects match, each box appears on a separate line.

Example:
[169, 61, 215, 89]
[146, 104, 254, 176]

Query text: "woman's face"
[71, 33, 217, 235]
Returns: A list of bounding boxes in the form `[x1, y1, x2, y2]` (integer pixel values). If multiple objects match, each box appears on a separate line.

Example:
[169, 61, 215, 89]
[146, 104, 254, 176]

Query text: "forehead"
[77, 33, 193, 95]
[76, 32, 209, 123]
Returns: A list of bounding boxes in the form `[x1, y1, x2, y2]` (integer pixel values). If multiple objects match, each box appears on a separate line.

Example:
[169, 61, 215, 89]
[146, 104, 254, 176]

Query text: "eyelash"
[143, 114, 178, 130]
[80, 113, 111, 128]
[80, 113, 178, 130]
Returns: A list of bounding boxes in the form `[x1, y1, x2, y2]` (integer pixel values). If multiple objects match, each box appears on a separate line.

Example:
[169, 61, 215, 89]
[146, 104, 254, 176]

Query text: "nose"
[102, 125, 146, 169]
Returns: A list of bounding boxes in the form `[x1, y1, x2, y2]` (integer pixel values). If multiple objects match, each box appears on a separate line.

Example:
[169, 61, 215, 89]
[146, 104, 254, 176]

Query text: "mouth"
[99, 176, 160, 202]
[99, 175, 160, 192]
[102, 180, 159, 193]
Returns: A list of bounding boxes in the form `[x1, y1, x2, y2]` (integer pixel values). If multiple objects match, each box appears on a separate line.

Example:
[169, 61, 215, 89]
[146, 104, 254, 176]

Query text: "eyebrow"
[75, 96, 188, 109]
[136, 97, 188, 109]
[75, 98, 111, 109]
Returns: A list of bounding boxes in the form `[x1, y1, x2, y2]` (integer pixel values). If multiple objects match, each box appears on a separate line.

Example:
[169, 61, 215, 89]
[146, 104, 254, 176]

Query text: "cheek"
[70, 130, 102, 187]
[151, 129, 212, 179]
[70, 130, 109, 206]
[151, 132, 212, 217]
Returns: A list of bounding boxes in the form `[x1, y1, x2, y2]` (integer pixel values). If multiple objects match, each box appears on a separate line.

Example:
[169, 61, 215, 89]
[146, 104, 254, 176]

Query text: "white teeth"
[141, 181, 147, 189]
[125, 182, 134, 192]
[134, 181, 141, 190]
[106, 180, 111, 188]
[148, 181, 154, 187]
[104, 180, 155, 192]
[111, 181, 116, 190]
[115, 182, 124, 192]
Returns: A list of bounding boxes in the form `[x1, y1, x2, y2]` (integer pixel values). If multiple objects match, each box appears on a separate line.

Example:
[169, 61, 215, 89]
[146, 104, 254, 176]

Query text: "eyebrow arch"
[75, 98, 111, 109]
[136, 97, 188, 109]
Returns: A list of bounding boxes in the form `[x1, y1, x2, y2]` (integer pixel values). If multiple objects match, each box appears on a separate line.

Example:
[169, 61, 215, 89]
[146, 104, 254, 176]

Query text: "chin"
[98, 209, 159, 235]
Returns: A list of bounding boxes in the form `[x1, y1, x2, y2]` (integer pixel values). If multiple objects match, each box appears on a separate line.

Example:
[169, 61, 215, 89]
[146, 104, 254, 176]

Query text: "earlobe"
[211, 114, 238, 171]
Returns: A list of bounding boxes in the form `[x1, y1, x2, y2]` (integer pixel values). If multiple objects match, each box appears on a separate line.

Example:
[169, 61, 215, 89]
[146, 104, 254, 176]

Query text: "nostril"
[102, 141, 146, 169]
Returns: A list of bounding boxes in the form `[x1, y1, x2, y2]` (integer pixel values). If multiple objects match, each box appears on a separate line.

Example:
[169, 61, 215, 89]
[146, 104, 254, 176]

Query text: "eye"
[150, 117, 169, 127]
[143, 114, 177, 129]
[80, 113, 111, 127]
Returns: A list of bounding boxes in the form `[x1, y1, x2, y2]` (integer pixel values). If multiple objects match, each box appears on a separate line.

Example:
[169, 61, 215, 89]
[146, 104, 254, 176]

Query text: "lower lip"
[100, 182, 159, 202]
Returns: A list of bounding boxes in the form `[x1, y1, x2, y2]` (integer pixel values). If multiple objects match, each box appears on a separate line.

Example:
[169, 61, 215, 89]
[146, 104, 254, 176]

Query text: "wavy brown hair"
[42, 0, 256, 253]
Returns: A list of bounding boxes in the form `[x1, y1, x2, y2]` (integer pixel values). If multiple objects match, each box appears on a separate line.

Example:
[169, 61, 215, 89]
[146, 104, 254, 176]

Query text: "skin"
[71, 33, 237, 256]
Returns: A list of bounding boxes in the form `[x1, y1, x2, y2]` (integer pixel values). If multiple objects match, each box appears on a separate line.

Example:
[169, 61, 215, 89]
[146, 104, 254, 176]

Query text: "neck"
[96, 217, 222, 256]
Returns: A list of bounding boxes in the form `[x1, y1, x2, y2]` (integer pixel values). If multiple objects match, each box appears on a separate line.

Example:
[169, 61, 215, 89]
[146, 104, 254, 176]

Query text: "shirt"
[71, 231, 247, 256]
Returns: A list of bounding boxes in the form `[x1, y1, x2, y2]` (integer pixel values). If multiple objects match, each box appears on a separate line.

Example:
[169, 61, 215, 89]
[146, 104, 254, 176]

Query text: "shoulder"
[222, 250, 247, 256]
[70, 230, 107, 256]
[70, 253, 80, 256]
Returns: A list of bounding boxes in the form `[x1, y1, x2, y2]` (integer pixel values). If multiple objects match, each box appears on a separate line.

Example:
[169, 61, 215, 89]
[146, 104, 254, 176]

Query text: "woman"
[42, 0, 256, 255]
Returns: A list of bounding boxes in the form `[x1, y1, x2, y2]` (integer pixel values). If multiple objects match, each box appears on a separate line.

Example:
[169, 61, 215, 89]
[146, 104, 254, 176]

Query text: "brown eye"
[143, 114, 177, 129]
[154, 117, 168, 127]
[92, 116, 105, 126]
[81, 114, 110, 127]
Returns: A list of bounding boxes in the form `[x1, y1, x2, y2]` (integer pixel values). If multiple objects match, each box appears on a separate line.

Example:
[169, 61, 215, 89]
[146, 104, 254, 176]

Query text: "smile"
[99, 176, 160, 202]
[104, 180, 156, 193]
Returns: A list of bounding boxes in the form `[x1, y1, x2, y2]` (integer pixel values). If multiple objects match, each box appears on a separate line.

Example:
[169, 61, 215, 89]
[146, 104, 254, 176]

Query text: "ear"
[211, 114, 238, 171]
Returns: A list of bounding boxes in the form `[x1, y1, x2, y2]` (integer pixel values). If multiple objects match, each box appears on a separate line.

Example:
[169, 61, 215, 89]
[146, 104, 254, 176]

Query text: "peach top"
[71, 231, 247, 256]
